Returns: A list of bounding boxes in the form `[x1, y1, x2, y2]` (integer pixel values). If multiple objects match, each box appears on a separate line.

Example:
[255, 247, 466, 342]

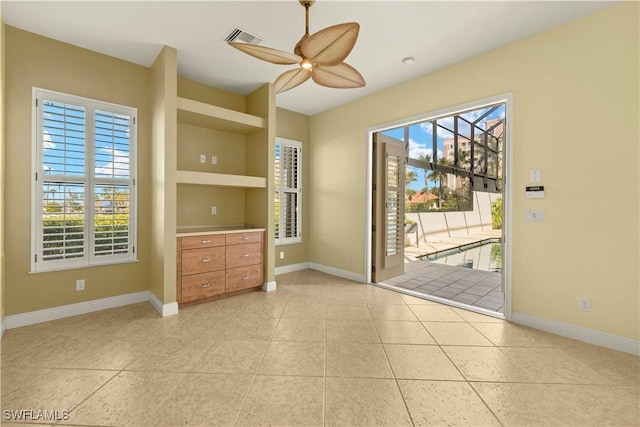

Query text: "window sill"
[275, 240, 303, 247]
[29, 259, 140, 274]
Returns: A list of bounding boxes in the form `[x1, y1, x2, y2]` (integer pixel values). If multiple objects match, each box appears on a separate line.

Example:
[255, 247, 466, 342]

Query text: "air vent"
[222, 26, 263, 45]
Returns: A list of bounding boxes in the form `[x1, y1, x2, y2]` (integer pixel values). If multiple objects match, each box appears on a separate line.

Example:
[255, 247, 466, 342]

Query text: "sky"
[380, 103, 506, 192]
[41, 100, 132, 204]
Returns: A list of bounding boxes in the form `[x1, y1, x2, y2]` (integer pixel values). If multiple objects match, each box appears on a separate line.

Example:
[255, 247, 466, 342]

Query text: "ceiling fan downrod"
[295, 0, 315, 57]
[300, 0, 315, 36]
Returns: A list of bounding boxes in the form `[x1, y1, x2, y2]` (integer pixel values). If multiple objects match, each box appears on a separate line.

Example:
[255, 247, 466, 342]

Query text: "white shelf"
[176, 97, 266, 134]
[176, 170, 267, 188]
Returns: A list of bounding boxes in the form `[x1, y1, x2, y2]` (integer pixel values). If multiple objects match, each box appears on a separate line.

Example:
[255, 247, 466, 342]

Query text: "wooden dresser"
[176, 228, 264, 305]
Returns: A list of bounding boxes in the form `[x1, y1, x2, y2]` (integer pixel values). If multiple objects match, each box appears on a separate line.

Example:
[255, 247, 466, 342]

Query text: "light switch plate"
[525, 210, 544, 222]
[211, 155, 218, 165]
[199, 154, 206, 164]
[530, 169, 541, 183]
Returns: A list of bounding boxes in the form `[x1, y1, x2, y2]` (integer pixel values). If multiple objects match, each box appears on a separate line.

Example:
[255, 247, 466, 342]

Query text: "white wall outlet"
[279, 251, 284, 259]
[579, 298, 591, 312]
[530, 169, 541, 183]
[211, 206, 217, 215]
[76, 279, 85, 291]
[211, 155, 218, 165]
[199, 154, 206, 164]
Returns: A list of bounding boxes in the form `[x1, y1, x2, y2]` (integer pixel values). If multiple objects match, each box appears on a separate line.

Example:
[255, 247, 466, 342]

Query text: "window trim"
[30, 88, 138, 272]
[275, 137, 302, 246]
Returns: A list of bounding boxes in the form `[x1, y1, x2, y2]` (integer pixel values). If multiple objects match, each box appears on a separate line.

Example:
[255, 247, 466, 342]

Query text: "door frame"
[365, 93, 514, 321]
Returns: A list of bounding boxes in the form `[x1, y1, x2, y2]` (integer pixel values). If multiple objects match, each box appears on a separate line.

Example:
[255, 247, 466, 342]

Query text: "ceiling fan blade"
[301, 22, 360, 66]
[274, 68, 312, 93]
[229, 42, 301, 65]
[312, 62, 366, 89]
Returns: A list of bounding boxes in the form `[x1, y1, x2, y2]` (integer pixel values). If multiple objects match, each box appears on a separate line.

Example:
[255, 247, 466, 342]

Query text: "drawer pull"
[241, 276, 250, 280]
[241, 253, 250, 258]
[200, 283, 211, 288]
[241, 236, 250, 240]
[201, 239, 211, 244]
[201, 258, 211, 263]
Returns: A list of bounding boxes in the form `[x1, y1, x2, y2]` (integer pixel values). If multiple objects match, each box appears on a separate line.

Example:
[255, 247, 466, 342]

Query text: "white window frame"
[31, 88, 138, 272]
[275, 137, 302, 245]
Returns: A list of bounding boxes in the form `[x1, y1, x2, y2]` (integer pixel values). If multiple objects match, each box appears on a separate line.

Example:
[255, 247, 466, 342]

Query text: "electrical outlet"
[199, 154, 206, 164]
[211, 155, 218, 165]
[279, 251, 284, 259]
[76, 279, 85, 291]
[579, 298, 591, 312]
[211, 206, 217, 215]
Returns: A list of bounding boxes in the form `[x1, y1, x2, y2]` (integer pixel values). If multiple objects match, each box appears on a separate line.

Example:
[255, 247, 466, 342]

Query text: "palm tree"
[405, 169, 417, 191]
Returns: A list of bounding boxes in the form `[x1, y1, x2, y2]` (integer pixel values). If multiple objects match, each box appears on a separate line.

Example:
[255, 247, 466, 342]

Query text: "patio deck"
[377, 228, 504, 314]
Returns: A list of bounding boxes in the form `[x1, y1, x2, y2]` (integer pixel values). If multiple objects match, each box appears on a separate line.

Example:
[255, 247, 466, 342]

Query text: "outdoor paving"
[379, 262, 504, 313]
[380, 229, 504, 314]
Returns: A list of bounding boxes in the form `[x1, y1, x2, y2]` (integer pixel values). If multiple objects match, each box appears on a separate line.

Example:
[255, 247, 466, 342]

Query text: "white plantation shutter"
[93, 111, 134, 259]
[383, 145, 404, 268]
[275, 138, 302, 244]
[39, 100, 87, 267]
[32, 89, 137, 272]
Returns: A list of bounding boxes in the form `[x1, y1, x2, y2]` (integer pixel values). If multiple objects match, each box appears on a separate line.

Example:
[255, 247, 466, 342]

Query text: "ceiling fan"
[229, 0, 365, 94]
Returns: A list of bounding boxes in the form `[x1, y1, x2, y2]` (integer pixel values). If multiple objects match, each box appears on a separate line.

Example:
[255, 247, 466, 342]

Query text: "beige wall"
[245, 84, 276, 283]
[149, 46, 177, 304]
[0, 16, 5, 325]
[276, 107, 310, 268]
[4, 27, 152, 314]
[309, 3, 639, 340]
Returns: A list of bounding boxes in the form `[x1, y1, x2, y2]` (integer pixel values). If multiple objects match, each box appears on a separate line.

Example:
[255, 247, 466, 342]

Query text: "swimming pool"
[423, 239, 502, 273]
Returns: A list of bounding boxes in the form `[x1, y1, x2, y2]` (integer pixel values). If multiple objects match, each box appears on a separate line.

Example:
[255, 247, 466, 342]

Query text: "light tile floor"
[1, 269, 638, 426]
[382, 261, 505, 313]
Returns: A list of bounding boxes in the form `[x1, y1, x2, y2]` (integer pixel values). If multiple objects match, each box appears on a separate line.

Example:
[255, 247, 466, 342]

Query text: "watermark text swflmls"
[3, 409, 70, 421]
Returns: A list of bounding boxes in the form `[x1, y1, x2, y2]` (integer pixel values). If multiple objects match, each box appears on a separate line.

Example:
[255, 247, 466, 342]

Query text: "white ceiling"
[2, 1, 616, 116]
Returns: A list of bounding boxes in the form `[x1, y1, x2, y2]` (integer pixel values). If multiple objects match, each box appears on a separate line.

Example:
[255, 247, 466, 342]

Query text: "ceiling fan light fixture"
[228, 0, 365, 94]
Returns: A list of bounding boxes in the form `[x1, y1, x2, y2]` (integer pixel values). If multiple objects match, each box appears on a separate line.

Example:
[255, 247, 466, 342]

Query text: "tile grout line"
[231, 292, 282, 427]
[369, 298, 417, 427]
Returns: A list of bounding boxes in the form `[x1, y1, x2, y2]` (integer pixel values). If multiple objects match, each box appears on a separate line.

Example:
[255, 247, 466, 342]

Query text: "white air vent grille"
[223, 26, 263, 45]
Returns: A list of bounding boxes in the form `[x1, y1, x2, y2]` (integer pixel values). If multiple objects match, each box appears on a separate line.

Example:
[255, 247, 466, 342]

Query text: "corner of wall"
[149, 45, 178, 305]
[0, 14, 6, 336]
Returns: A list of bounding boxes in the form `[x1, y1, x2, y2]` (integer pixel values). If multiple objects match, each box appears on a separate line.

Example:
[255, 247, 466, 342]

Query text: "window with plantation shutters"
[275, 138, 302, 245]
[32, 88, 137, 272]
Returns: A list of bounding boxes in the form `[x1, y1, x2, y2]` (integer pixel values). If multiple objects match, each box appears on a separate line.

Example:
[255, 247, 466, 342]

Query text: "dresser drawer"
[181, 271, 225, 302]
[226, 265, 263, 293]
[182, 247, 225, 275]
[226, 232, 263, 246]
[225, 242, 262, 269]
[181, 234, 225, 250]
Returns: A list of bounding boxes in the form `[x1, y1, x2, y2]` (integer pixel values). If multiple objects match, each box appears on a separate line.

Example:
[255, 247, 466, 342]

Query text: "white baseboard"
[308, 262, 367, 283]
[147, 291, 179, 317]
[512, 311, 640, 356]
[275, 262, 310, 276]
[3, 291, 149, 330]
[262, 281, 277, 292]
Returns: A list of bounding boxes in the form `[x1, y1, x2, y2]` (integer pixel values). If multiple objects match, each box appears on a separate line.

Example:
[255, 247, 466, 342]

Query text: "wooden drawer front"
[226, 232, 263, 246]
[226, 243, 262, 269]
[181, 234, 225, 250]
[226, 265, 263, 293]
[182, 247, 225, 275]
[182, 271, 225, 302]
